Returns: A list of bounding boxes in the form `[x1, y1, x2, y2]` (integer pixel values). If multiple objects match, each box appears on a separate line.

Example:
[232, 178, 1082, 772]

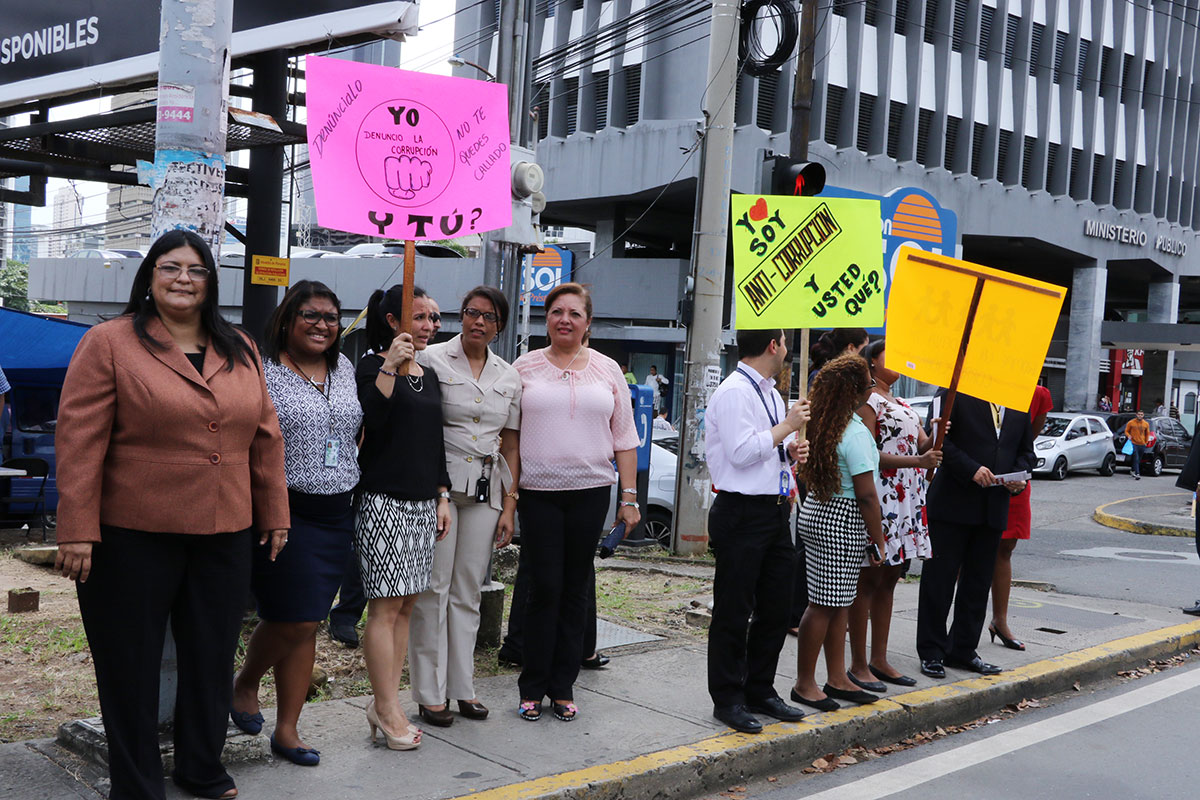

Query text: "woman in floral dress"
[846, 340, 942, 691]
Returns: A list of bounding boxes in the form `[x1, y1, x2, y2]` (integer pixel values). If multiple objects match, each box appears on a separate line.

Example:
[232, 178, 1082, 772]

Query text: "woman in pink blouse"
[513, 283, 640, 722]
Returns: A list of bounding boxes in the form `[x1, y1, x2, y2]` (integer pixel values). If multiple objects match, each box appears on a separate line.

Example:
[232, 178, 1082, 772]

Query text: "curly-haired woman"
[791, 353, 886, 712]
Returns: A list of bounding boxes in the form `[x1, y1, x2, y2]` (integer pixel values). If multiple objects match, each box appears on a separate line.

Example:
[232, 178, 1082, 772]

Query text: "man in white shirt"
[644, 365, 669, 412]
[652, 410, 674, 432]
[705, 329, 810, 734]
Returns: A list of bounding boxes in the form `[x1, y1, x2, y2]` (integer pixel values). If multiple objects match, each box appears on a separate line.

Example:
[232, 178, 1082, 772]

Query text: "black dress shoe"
[745, 696, 805, 722]
[945, 655, 1002, 675]
[1183, 601, 1200, 616]
[457, 700, 489, 720]
[581, 652, 610, 669]
[822, 684, 879, 704]
[418, 704, 455, 727]
[789, 687, 839, 712]
[869, 665, 917, 687]
[713, 704, 763, 733]
[328, 620, 359, 648]
[846, 671, 887, 693]
[920, 659, 946, 679]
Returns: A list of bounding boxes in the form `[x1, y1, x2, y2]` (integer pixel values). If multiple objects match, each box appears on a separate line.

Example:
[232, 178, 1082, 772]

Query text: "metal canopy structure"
[0, 104, 306, 204]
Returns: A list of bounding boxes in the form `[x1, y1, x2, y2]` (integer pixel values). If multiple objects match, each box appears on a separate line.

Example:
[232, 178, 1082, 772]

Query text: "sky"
[28, 1, 458, 229]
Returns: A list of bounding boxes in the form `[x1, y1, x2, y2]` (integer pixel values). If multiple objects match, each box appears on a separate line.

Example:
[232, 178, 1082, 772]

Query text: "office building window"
[979, 6, 995, 62]
[1004, 14, 1019, 69]
[969, 121, 986, 177]
[825, 84, 846, 145]
[887, 101, 906, 160]
[944, 115, 962, 171]
[952, 0, 967, 52]
[923, 0, 940, 45]
[857, 93, 876, 153]
[564, 76, 579, 136]
[1029, 23, 1045, 76]
[756, 71, 779, 131]
[624, 64, 641, 125]
[916, 107, 934, 166]
[593, 70, 609, 129]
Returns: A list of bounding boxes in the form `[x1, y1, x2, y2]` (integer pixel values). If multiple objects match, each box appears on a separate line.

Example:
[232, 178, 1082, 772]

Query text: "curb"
[449, 619, 1200, 800]
[1093, 493, 1193, 537]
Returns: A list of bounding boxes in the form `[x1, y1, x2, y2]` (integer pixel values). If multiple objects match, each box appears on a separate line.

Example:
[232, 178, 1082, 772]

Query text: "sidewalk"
[8, 577, 1200, 800]
[1093, 491, 1195, 537]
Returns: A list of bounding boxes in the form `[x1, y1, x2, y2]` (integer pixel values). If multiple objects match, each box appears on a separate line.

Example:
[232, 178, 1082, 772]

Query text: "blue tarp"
[0, 307, 89, 385]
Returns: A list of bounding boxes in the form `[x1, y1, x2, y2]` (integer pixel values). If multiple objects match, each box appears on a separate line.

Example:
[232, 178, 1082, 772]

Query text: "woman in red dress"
[988, 383, 1053, 650]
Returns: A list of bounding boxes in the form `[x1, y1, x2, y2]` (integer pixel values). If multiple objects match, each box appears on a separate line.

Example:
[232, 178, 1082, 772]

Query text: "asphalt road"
[907, 470, 1200, 609]
[742, 660, 1200, 800]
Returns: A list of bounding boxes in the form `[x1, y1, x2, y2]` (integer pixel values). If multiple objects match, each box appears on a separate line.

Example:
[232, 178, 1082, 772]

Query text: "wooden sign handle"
[796, 328, 810, 440]
[398, 240, 416, 376]
[926, 276, 985, 481]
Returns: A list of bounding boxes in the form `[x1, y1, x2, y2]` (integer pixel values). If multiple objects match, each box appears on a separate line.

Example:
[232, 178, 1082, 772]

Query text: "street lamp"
[447, 55, 496, 81]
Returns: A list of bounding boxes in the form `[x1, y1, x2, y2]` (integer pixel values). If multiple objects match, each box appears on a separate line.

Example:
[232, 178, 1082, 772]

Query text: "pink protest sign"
[305, 56, 512, 240]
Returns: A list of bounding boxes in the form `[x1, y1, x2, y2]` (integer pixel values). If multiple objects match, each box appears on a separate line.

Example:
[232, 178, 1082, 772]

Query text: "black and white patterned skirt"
[797, 495, 867, 607]
[355, 492, 438, 599]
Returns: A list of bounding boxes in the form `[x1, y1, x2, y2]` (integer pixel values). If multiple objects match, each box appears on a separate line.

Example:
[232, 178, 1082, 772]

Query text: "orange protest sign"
[886, 246, 1066, 411]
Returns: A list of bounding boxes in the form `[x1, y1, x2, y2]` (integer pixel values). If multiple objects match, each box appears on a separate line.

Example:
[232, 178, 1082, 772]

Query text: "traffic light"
[768, 155, 826, 196]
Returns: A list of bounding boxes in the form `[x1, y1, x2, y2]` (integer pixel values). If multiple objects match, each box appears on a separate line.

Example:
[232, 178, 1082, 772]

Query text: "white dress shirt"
[706, 362, 796, 495]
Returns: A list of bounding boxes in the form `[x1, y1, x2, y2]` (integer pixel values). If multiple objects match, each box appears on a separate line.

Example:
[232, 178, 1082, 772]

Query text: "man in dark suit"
[917, 391, 1035, 677]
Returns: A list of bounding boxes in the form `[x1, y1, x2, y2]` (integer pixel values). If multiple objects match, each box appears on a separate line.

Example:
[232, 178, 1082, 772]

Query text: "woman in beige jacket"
[409, 285, 522, 725]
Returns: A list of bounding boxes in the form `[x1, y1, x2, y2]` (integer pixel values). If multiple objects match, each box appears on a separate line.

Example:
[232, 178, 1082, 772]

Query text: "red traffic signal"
[769, 156, 826, 196]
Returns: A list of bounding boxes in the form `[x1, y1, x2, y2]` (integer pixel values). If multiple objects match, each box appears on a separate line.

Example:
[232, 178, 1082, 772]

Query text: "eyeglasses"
[155, 263, 210, 281]
[298, 310, 340, 326]
[462, 307, 498, 322]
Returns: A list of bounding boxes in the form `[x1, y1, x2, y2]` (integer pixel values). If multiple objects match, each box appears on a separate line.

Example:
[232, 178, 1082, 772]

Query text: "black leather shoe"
[846, 671, 887, 693]
[713, 704, 763, 734]
[328, 620, 359, 648]
[869, 665, 917, 687]
[418, 703, 455, 727]
[945, 655, 1002, 675]
[920, 659, 946, 679]
[497, 646, 523, 667]
[457, 700, 489, 720]
[822, 684, 879, 704]
[789, 687, 839, 712]
[745, 696, 805, 722]
[1183, 601, 1200, 616]
[581, 652, 610, 669]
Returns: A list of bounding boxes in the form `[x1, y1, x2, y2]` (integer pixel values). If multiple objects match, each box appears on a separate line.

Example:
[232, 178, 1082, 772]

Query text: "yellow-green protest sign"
[887, 246, 1067, 410]
[730, 194, 884, 329]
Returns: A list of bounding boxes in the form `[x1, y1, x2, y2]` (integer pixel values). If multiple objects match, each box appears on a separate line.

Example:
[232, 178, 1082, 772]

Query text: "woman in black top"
[355, 284, 451, 751]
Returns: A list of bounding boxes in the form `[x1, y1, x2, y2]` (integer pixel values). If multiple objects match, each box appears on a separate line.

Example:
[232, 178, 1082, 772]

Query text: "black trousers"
[516, 486, 610, 702]
[916, 519, 1002, 662]
[501, 541, 597, 661]
[76, 527, 251, 800]
[329, 538, 367, 628]
[707, 492, 794, 708]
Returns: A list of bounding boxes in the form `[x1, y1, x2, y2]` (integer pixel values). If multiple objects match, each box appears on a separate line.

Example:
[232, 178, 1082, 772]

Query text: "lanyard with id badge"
[291, 357, 340, 468]
[736, 368, 790, 499]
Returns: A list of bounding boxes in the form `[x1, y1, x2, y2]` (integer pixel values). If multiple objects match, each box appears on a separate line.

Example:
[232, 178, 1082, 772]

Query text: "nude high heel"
[366, 699, 421, 750]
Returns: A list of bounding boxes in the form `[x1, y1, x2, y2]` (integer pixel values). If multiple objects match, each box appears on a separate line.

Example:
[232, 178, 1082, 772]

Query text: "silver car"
[1033, 412, 1117, 480]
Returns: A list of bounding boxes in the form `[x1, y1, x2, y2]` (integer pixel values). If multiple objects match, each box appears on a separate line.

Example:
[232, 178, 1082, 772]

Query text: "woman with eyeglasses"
[229, 281, 362, 767]
[409, 286, 522, 726]
[54, 230, 289, 800]
[354, 283, 452, 751]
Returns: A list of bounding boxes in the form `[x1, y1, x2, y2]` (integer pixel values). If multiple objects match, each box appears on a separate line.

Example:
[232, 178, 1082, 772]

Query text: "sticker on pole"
[730, 195, 884, 329]
[305, 55, 512, 240]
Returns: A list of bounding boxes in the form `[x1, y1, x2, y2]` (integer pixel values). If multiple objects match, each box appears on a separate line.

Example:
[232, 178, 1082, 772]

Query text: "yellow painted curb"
[451, 619, 1200, 800]
[1093, 492, 1193, 537]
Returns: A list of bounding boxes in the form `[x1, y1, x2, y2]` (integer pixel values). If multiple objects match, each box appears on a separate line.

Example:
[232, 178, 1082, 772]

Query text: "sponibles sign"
[729, 195, 884, 329]
[305, 56, 512, 241]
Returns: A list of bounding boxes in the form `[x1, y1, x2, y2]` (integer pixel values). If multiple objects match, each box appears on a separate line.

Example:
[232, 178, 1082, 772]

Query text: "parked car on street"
[344, 241, 465, 258]
[1033, 412, 1116, 480]
[67, 248, 129, 259]
[1106, 413, 1192, 476]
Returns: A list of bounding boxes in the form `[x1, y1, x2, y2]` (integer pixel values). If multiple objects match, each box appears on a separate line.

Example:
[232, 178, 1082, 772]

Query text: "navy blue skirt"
[252, 490, 354, 622]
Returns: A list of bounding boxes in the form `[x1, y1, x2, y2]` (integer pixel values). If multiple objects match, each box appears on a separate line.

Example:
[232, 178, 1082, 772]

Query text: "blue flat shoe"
[270, 734, 320, 766]
[229, 708, 264, 735]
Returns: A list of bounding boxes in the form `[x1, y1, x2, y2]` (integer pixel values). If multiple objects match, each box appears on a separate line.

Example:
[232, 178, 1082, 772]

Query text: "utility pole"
[672, 0, 741, 556]
[242, 51, 287, 341]
[149, 0, 234, 254]
[150, 0, 234, 729]
[786, 0, 820, 401]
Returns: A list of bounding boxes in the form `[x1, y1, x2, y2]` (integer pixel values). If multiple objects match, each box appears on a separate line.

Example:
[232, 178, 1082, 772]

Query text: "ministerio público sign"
[1083, 219, 1188, 257]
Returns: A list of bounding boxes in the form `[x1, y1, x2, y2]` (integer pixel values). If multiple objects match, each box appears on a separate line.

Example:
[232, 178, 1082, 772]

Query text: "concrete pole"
[672, 0, 741, 556]
[150, 0, 233, 254]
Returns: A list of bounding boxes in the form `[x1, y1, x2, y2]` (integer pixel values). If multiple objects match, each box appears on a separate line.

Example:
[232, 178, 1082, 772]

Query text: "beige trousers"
[409, 495, 499, 705]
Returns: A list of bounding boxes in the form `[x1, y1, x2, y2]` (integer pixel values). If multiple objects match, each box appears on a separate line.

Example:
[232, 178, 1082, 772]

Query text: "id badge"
[324, 437, 340, 468]
[778, 469, 790, 497]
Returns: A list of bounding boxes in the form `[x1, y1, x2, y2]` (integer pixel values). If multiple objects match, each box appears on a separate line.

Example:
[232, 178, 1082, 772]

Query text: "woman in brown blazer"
[54, 230, 289, 800]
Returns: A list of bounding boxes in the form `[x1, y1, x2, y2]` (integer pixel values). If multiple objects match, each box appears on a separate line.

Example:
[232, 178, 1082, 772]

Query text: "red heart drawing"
[749, 197, 769, 221]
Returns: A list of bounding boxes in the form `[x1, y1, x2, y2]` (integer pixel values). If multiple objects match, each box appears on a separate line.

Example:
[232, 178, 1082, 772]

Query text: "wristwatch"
[438, 491, 451, 500]
[505, 490, 520, 501]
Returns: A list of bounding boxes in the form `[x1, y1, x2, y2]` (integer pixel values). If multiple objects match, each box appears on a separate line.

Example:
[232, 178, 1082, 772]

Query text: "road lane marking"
[797, 666, 1200, 800]
[1059, 546, 1199, 565]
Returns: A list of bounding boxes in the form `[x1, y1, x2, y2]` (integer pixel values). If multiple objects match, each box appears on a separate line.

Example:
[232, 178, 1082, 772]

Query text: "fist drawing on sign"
[384, 155, 433, 200]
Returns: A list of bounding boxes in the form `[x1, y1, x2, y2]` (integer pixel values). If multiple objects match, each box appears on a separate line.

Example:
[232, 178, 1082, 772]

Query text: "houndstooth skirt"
[355, 492, 438, 599]
[797, 495, 867, 607]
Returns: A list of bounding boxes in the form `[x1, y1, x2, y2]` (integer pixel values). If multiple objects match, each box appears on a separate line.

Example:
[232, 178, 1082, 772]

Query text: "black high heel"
[988, 624, 1026, 651]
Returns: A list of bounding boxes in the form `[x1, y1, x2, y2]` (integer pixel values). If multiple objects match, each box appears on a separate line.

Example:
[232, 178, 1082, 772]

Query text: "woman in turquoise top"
[792, 354, 887, 712]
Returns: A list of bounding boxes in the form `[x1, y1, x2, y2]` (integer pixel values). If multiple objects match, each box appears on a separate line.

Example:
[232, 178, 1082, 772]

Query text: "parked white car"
[1033, 412, 1117, 480]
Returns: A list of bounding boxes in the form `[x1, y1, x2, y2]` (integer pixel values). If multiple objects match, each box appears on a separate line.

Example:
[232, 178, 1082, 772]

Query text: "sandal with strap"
[518, 700, 542, 721]
[552, 701, 577, 722]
